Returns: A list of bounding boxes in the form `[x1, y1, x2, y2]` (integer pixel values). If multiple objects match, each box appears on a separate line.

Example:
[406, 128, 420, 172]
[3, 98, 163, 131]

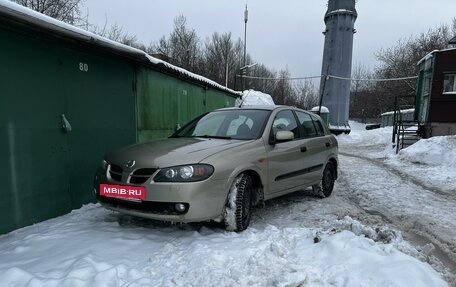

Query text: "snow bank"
[387, 135, 456, 193]
[338, 121, 456, 194]
[235, 89, 275, 106]
[337, 122, 392, 146]
[0, 205, 447, 286]
[397, 135, 456, 167]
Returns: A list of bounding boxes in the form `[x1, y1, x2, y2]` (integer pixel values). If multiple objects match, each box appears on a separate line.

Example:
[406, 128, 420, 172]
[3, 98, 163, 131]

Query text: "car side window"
[296, 111, 318, 138]
[311, 116, 326, 136]
[271, 110, 299, 140]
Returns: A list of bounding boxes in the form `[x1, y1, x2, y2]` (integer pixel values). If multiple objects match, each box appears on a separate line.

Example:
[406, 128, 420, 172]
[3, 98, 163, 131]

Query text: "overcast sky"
[83, 0, 456, 77]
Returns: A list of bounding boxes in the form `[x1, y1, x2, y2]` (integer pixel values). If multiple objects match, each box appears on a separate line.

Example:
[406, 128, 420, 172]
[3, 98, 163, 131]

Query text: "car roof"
[214, 105, 325, 124]
[216, 105, 305, 112]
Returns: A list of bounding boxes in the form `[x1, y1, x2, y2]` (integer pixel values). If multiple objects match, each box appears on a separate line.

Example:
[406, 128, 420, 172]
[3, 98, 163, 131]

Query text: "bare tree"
[13, 0, 84, 25]
[372, 23, 453, 115]
[90, 21, 142, 49]
[294, 79, 319, 110]
[450, 17, 456, 37]
[349, 63, 378, 118]
[153, 15, 202, 72]
[204, 32, 238, 87]
[271, 69, 296, 105]
[245, 63, 276, 93]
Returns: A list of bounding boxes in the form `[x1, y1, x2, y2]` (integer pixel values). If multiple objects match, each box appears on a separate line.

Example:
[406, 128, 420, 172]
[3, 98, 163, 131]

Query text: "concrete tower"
[320, 0, 357, 134]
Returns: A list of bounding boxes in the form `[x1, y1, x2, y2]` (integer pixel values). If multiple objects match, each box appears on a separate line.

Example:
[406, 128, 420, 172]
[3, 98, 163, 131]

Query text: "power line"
[237, 75, 323, 81]
[327, 75, 418, 82]
[238, 74, 418, 82]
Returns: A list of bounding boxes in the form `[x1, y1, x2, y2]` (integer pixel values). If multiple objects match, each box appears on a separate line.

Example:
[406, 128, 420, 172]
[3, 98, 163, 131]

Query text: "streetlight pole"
[242, 4, 248, 91]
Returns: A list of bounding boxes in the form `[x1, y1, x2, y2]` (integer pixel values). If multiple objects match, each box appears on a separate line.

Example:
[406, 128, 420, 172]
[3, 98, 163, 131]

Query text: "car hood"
[106, 137, 252, 168]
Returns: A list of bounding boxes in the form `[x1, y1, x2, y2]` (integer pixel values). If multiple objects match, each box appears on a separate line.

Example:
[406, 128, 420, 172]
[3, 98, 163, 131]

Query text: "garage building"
[0, 1, 239, 234]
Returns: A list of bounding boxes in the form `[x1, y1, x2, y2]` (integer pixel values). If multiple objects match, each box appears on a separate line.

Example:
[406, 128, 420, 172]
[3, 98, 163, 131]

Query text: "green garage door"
[0, 26, 136, 233]
[62, 47, 137, 209]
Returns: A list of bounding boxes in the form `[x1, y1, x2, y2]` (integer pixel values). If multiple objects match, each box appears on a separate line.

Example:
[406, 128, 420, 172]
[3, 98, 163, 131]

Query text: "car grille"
[109, 164, 123, 182]
[129, 168, 158, 184]
[108, 164, 157, 184]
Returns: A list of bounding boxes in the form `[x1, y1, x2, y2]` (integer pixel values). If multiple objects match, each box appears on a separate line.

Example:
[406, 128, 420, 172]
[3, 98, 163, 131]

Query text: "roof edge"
[0, 0, 241, 97]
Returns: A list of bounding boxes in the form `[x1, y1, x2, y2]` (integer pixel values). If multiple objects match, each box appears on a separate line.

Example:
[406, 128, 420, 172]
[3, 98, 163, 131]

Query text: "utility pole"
[242, 4, 248, 91]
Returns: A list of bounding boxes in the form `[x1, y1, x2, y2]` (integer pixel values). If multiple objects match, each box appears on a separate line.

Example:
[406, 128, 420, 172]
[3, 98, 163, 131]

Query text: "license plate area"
[100, 184, 146, 200]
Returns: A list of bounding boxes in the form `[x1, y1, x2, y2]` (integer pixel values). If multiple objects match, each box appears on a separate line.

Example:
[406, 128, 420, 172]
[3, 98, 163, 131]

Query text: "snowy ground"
[0, 122, 455, 286]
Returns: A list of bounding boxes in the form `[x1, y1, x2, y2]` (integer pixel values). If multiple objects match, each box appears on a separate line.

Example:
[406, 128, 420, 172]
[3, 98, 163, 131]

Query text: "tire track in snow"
[338, 151, 456, 286]
[340, 151, 456, 202]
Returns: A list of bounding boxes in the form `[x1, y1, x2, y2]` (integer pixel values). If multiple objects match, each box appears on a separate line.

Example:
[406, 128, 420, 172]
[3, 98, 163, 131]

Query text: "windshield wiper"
[194, 135, 232, 140]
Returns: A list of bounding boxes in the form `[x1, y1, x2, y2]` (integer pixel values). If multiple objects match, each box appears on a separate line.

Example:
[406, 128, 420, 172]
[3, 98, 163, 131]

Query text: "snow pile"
[388, 135, 456, 193]
[348, 120, 367, 131]
[397, 135, 456, 167]
[338, 121, 456, 194]
[337, 125, 392, 146]
[224, 175, 241, 231]
[235, 89, 275, 106]
[0, 205, 447, 286]
[310, 106, 330, 113]
[328, 216, 399, 244]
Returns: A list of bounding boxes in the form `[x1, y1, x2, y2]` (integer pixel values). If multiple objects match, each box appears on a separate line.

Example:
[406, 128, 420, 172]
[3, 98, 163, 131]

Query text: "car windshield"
[171, 109, 271, 140]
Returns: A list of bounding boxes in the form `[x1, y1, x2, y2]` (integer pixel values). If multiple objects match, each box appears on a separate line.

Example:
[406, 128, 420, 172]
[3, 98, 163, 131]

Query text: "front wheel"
[312, 162, 336, 198]
[224, 174, 253, 232]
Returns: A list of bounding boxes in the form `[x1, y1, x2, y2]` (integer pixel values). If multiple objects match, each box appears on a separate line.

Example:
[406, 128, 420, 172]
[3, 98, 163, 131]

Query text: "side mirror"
[275, 130, 294, 143]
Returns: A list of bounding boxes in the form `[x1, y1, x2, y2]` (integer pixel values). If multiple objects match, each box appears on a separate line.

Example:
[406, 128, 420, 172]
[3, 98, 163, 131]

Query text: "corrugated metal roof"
[450, 36, 456, 45]
[0, 0, 241, 97]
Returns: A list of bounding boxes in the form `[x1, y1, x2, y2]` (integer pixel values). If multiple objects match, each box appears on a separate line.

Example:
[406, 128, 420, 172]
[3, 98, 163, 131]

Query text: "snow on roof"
[416, 48, 456, 66]
[0, 0, 240, 97]
[234, 89, 275, 107]
[0, 0, 145, 56]
[381, 108, 414, 117]
[310, 106, 330, 113]
[417, 50, 438, 66]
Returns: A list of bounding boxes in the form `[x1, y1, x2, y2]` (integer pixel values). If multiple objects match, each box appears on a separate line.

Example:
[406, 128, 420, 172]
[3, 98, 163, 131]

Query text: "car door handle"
[300, 146, 307, 152]
[325, 142, 331, 147]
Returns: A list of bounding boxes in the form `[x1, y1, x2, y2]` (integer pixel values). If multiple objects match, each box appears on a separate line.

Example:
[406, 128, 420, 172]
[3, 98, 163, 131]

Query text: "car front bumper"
[94, 170, 229, 223]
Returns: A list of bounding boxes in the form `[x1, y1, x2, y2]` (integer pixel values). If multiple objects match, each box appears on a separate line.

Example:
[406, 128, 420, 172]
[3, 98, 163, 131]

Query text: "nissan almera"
[94, 106, 338, 231]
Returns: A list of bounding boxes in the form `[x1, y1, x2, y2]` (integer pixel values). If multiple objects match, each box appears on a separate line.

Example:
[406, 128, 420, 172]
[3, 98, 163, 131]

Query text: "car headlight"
[153, 164, 214, 182]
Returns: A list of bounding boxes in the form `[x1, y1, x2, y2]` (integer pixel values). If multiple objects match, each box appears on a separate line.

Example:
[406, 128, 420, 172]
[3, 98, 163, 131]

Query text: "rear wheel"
[224, 174, 253, 232]
[312, 162, 336, 198]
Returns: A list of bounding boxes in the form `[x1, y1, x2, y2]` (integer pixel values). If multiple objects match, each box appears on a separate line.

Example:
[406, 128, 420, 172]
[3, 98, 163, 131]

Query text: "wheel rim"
[322, 165, 334, 195]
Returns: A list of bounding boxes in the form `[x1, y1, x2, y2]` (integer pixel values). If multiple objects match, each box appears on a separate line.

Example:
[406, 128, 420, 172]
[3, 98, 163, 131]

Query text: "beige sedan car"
[94, 106, 338, 231]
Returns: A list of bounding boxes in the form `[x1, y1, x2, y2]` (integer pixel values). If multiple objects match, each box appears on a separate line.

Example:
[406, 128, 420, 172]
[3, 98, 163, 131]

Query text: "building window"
[443, 74, 456, 94]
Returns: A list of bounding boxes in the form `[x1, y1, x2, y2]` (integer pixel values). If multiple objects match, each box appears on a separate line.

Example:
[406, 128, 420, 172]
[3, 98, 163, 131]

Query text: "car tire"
[312, 162, 335, 198]
[224, 174, 253, 232]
